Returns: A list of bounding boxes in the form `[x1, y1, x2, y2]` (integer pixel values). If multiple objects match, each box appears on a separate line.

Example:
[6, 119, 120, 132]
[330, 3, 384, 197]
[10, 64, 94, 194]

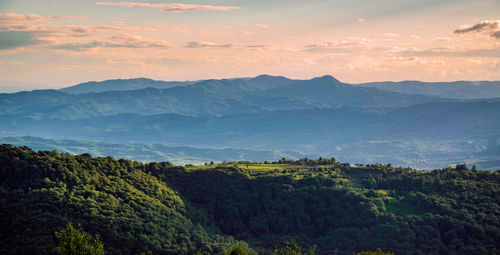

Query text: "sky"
[0, 0, 499, 91]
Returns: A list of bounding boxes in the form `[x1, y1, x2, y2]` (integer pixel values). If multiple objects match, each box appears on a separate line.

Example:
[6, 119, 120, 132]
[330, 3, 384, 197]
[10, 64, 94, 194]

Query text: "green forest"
[0, 144, 498, 254]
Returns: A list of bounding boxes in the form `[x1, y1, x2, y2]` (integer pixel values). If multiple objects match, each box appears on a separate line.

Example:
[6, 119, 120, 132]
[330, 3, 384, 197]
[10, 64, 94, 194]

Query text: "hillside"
[1, 75, 499, 170]
[0, 136, 305, 165]
[358, 80, 500, 99]
[61, 76, 500, 100]
[0, 75, 438, 120]
[60, 78, 195, 94]
[0, 145, 499, 254]
[2, 100, 499, 169]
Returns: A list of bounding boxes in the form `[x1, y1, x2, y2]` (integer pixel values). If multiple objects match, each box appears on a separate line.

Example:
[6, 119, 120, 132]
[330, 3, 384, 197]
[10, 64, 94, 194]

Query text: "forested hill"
[1, 145, 499, 254]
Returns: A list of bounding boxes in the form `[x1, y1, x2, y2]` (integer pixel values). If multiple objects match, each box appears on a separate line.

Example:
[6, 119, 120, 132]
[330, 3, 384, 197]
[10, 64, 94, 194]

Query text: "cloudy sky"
[1, 0, 499, 91]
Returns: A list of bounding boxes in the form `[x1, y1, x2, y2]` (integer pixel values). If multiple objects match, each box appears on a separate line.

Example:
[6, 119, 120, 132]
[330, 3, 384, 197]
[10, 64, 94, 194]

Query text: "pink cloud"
[455, 20, 499, 34]
[0, 13, 80, 23]
[454, 20, 500, 39]
[0, 13, 168, 52]
[95, 2, 239, 13]
[185, 41, 234, 48]
[184, 41, 267, 50]
[379, 33, 400, 38]
[52, 34, 171, 51]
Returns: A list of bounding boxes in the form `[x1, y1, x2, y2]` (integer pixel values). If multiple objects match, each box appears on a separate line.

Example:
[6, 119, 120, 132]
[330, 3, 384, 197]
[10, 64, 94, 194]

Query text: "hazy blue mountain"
[0, 136, 304, 165]
[0, 75, 441, 120]
[268, 75, 439, 108]
[0, 87, 317, 120]
[358, 80, 500, 99]
[2, 75, 499, 169]
[2, 100, 499, 169]
[60, 77, 196, 94]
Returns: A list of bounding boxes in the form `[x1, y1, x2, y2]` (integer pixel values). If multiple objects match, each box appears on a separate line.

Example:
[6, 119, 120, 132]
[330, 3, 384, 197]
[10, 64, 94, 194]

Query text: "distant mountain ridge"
[58, 75, 500, 100]
[0, 136, 304, 165]
[60, 77, 198, 94]
[358, 80, 500, 99]
[2, 100, 499, 169]
[1, 74, 499, 169]
[1, 75, 438, 120]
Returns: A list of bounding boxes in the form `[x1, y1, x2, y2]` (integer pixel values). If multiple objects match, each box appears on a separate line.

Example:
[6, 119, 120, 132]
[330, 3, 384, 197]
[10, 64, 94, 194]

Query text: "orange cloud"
[184, 41, 267, 50]
[0, 13, 81, 24]
[95, 2, 239, 13]
[454, 20, 500, 39]
[52, 34, 171, 51]
[185, 41, 235, 48]
[0, 12, 168, 52]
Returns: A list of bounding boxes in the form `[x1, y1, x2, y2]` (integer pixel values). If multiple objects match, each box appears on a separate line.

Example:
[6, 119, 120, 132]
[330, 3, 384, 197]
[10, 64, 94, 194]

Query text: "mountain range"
[359, 80, 500, 99]
[1, 75, 499, 169]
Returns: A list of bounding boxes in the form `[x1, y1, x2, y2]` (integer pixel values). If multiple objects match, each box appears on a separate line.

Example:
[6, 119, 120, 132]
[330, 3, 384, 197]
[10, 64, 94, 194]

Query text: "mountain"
[60, 77, 196, 94]
[268, 75, 438, 108]
[0, 75, 440, 121]
[2, 100, 499, 169]
[2, 75, 499, 169]
[358, 80, 500, 99]
[0, 136, 305, 165]
[1, 145, 499, 254]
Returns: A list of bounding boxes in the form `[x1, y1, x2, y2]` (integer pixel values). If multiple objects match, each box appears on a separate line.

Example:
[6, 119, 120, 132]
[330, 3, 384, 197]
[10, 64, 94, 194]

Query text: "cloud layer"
[185, 41, 234, 48]
[0, 12, 170, 51]
[52, 34, 171, 51]
[454, 20, 500, 39]
[95, 2, 239, 13]
[0, 13, 78, 23]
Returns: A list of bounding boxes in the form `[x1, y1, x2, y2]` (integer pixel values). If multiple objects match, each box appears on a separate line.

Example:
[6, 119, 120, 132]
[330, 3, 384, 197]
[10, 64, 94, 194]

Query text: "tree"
[55, 223, 105, 255]
[273, 240, 315, 255]
[356, 248, 393, 255]
[223, 241, 258, 255]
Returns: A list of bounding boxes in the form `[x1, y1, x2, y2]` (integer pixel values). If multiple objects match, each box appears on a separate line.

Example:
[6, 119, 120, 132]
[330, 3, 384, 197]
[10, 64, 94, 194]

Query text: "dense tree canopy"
[0, 145, 499, 254]
[55, 223, 105, 255]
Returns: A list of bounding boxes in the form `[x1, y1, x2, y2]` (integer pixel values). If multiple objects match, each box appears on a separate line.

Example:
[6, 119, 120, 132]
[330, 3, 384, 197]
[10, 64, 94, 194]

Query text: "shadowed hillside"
[1, 145, 499, 254]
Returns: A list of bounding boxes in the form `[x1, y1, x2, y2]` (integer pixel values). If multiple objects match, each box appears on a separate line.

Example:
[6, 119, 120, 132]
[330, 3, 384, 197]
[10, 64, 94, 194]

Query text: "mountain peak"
[312, 75, 341, 83]
[251, 74, 290, 82]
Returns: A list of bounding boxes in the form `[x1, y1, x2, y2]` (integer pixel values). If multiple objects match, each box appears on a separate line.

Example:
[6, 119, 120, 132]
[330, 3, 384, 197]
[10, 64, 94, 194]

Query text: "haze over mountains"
[359, 80, 500, 99]
[60, 78, 199, 94]
[1, 75, 499, 169]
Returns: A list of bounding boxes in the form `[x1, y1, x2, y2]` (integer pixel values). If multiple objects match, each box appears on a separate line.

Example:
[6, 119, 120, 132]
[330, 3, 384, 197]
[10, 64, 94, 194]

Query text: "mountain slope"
[0, 75, 441, 120]
[60, 78, 195, 94]
[269, 75, 438, 108]
[0, 136, 305, 164]
[358, 80, 500, 99]
[1, 145, 499, 254]
[6, 100, 497, 145]
[2, 100, 499, 169]
[0, 144, 237, 255]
